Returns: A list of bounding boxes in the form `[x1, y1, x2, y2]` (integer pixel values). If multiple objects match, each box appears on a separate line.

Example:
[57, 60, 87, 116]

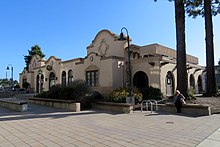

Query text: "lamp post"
[6, 64, 13, 89]
[118, 27, 134, 104]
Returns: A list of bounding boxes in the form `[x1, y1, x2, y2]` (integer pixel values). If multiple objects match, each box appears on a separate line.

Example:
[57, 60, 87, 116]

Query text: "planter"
[28, 97, 80, 112]
[158, 103, 211, 116]
[0, 98, 28, 112]
[92, 101, 133, 113]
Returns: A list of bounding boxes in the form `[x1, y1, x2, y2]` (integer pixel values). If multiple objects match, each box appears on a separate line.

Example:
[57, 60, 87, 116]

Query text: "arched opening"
[36, 75, 39, 93]
[40, 74, 44, 92]
[68, 70, 73, 86]
[133, 71, 149, 88]
[197, 75, 203, 93]
[166, 71, 174, 96]
[62, 71, 66, 86]
[49, 72, 56, 89]
[190, 74, 195, 89]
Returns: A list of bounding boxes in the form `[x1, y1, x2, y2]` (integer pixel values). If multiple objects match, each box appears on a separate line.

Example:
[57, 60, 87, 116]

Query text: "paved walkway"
[0, 104, 220, 147]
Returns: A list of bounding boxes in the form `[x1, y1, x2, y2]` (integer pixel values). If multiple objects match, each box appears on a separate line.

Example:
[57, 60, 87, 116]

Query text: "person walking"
[173, 90, 186, 113]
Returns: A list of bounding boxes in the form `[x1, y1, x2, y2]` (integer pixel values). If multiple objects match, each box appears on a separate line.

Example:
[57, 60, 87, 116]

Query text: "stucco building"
[19, 29, 205, 96]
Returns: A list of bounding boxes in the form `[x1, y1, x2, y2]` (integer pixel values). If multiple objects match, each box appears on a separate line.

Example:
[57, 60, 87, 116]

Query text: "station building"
[19, 29, 205, 96]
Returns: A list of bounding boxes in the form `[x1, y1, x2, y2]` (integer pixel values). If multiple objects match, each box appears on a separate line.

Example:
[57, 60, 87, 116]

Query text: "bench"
[158, 103, 211, 116]
[0, 98, 28, 112]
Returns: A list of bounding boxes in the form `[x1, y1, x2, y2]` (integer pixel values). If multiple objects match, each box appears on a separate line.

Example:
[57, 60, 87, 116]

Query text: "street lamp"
[6, 64, 13, 89]
[118, 27, 134, 104]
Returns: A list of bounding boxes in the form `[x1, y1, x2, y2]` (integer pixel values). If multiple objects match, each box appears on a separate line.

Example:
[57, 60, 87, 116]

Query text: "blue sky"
[0, 0, 219, 81]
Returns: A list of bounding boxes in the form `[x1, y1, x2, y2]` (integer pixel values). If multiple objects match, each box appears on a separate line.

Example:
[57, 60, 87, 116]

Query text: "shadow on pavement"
[141, 110, 209, 118]
[0, 104, 116, 122]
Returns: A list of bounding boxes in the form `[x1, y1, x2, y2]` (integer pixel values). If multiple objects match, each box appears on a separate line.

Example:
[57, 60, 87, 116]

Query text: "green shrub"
[35, 80, 91, 100]
[107, 87, 143, 104]
[216, 89, 220, 96]
[138, 86, 163, 100]
[80, 91, 104, 110]
[188, 88, 196, 100]
[35, 80, 104, 110]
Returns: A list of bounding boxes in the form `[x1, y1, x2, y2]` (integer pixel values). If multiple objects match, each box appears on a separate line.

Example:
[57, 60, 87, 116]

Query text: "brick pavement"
[0, 104, 220, 147]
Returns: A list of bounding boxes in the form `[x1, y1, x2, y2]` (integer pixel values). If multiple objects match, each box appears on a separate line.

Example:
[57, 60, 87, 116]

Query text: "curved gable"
[28, 55, 42, 71]
[45, 56, 61, 64]
[87, 29, 118, 49]
[86, 29, 125, 58]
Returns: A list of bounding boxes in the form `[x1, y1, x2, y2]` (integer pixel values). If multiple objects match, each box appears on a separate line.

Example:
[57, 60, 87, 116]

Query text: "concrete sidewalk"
[0, 104, 220, 147]
[196, 127, 220, 147]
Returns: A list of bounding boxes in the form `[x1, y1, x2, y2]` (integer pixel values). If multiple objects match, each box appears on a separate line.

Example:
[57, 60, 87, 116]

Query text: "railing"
[141, 99, 158, 113]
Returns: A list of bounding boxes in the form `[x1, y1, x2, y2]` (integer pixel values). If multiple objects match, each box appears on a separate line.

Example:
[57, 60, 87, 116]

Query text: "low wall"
[158, 103, 211, 116]
[0, 98, 28, 112]
[28, 97, 80, 112]
[92, 101, 133, 113]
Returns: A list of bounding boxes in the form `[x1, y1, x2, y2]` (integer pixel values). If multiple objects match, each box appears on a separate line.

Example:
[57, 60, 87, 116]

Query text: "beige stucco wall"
[19, 29, 205, 96]
[87, 30, 124, 58]
[160, 62, 177, 95]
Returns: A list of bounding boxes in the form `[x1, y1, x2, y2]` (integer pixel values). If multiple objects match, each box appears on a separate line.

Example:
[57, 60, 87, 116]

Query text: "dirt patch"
[190, 97, 220, 113]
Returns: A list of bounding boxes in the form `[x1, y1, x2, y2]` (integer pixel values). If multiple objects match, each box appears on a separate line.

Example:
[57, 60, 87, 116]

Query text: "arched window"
[166, 71, 174, 96]
[68, 70, 73, 85]
[36, 75, 39, 93]
[62, 71, 66, 86]
[40, 74, 44, 92]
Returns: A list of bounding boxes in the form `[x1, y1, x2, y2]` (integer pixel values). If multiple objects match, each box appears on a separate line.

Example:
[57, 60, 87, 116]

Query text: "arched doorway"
[40, 74, 44, 92]
[36, 74, 44, 93]
[190, 74, 195, 89]
[36, 75, 39, 93]
[49, 72, 56, 89]
[133, 71, 149, 88]
[197, 75, 203, 93]
[166, 71, 174, 96]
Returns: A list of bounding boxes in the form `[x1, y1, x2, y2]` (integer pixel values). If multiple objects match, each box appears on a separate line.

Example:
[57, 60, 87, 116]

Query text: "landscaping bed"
[28, 97, 80, 112]
[192, 97, 220, 114]
[92, 101, 134, 113]
[0, 98, 28, 112]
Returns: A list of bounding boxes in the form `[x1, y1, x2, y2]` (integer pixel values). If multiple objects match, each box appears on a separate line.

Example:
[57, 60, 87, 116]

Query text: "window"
[86, 70, 98, 86]
[62, 71, 66, 86]
[68, 70, 73, 85]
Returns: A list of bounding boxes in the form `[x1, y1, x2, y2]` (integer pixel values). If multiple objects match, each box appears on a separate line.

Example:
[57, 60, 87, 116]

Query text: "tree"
[22, 81, 30, 90]
[24, 45, 45, 71]
[185, 0, 220, 96]
[174, 0, 188, 97]
[218, 59, 220, 75]
[0, 78, 11, 88]
[155, 0, 188, 97]
[0, 79, 18, 89]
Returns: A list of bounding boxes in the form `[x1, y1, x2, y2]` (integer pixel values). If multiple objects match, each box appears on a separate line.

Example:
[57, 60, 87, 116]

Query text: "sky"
[0, 0, 219, 81]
